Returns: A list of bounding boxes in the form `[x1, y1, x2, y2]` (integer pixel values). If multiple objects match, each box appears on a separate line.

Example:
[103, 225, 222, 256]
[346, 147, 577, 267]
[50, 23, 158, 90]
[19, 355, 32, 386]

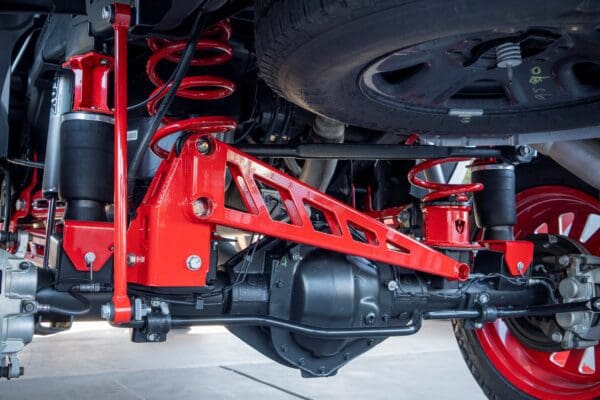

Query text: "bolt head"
[593, 299, 600, 310]
[519, 146, 531, 155]
[516, 261, 525, 273]
[558, 255, 570, 267]
[387, 280, 399, 292]
[84, 251, 96, 266]
[551, 331, 564, 343]
[478, 292, 490, 304]
[291, 252, 302, 262]
[196, 138, 212, 154]
[192, 198, 211, 218]
[186, 255, 202, 271]
[101, 5, 113, 23]
[100, 303, 113, 320]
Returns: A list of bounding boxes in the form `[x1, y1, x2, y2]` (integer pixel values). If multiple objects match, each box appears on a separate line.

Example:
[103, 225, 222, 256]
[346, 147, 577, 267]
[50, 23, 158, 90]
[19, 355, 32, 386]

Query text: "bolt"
[127, 253, 136, 266]
[593, 299, 600, 310]
[558, 255, 570, 267]
[100, 303, 113, 320]
[276, 280, 284, 288]
[365, 313, 376, 325]
[478, 292, 490, 305]
[297, 358, 305, 366]
[343, 352, 351, 361]
[101, 5, 114, 23]
[15, 199, 25, 211]
[280, 344, 288, 353]
[196, 138, 212, 154]
[473, 322, 483, 329]
[318, 366, 326, 375]
[387, 280, 399, 292]
[192, 198, 211, 218]
[84, 252, 96, 266]
[147, 333, 157, 342]
[551, 331, 564, 343]
[23, 302, 35, 313]
[19, 262, 29, 271]
[516, 261, 525, 274]
[291, 252, 302, 262]
[186, 255, 202, 271]
[518, 145, 532, 156]
[367, 339, 375, 347]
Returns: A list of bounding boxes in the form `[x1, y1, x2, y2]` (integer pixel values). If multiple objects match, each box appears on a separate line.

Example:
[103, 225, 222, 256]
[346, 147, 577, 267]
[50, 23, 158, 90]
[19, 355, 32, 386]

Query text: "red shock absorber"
[408, 158, 484, 249]
[144, 20, 237, 158]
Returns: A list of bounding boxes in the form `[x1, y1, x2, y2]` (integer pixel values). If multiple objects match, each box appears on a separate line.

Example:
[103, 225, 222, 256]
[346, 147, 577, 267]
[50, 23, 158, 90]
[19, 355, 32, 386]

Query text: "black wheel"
[255, 0, 600, 135]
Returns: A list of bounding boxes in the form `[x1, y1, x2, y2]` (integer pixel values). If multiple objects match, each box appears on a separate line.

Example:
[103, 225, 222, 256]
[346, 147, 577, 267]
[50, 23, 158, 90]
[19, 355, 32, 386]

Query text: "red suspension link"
[145, 20, 237, 158]
[111, 3, 132, 323]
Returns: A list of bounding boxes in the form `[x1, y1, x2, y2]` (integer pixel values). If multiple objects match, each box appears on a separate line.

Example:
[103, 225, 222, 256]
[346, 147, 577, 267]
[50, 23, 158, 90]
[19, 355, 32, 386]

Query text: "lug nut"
[186, 255, 202, 271]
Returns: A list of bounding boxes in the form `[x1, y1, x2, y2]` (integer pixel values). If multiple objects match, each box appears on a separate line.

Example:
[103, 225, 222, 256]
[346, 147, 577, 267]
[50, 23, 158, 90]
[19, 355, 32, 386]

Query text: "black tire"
[453, 320, 535, 400]
[255, 0, 600, 136]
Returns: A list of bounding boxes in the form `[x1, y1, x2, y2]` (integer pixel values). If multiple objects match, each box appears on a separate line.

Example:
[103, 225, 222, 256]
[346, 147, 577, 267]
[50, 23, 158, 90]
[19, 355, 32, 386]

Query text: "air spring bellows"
[59, 112, 114, 221]
[471, 164, 516, 240]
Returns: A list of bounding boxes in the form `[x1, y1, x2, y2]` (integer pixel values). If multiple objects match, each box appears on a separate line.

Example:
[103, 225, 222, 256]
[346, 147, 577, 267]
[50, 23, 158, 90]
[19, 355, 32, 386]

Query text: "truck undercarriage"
[0, 1, 599, 399]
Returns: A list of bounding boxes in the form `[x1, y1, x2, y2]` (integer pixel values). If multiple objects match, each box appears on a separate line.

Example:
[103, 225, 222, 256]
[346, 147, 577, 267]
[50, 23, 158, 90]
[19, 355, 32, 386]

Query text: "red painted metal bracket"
[63, 221, 114, 272]
[480, 240, 534, 276]
[63, 52, 113, 114]
[126, 135, 469, 287]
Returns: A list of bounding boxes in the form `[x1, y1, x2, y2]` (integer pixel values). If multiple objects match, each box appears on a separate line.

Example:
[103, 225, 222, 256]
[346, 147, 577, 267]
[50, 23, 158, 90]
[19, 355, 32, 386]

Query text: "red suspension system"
[144, 20, 237, 158]
[408, 157, 483, 250]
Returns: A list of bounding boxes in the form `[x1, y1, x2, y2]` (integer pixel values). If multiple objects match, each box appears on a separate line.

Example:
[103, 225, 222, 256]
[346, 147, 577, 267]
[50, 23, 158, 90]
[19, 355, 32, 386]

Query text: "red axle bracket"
[126, 135, 470, 287]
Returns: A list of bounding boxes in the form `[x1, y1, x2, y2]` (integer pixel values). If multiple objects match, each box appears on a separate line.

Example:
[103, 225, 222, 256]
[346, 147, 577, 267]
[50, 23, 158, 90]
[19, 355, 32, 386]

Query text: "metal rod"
[0, 166, 10, 236]
[42, 195, 56, 269]
[236, 144, 503, 160]
[169, 315, 422, 338]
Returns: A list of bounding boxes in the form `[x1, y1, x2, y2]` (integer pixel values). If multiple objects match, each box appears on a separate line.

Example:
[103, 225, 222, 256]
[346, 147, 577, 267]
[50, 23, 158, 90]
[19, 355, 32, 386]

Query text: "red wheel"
[471, 186, 600, 399]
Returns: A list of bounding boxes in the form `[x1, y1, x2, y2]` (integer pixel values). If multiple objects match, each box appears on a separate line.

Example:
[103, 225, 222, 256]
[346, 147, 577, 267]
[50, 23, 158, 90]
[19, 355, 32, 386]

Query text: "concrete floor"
[1, 321, 485, 400]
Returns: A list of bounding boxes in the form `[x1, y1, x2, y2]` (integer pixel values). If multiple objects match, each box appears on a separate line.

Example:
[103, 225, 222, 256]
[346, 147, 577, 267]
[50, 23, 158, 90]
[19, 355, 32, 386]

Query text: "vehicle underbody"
[0, 1, 599, 399]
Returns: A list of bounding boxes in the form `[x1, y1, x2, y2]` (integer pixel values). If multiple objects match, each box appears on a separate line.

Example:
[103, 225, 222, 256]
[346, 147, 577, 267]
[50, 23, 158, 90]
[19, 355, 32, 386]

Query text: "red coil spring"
[145, 20, 237, 158]
[408, 158, 484, 202]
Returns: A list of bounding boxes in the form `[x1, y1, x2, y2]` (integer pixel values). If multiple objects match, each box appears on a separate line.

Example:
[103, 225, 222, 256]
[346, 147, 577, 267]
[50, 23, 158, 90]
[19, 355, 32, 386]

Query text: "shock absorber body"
[144, 20, 237, 158]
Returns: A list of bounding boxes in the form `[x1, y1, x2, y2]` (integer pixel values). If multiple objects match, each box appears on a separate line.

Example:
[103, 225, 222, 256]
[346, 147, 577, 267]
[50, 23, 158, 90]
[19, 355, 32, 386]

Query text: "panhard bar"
[236, 143, 506, 160]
